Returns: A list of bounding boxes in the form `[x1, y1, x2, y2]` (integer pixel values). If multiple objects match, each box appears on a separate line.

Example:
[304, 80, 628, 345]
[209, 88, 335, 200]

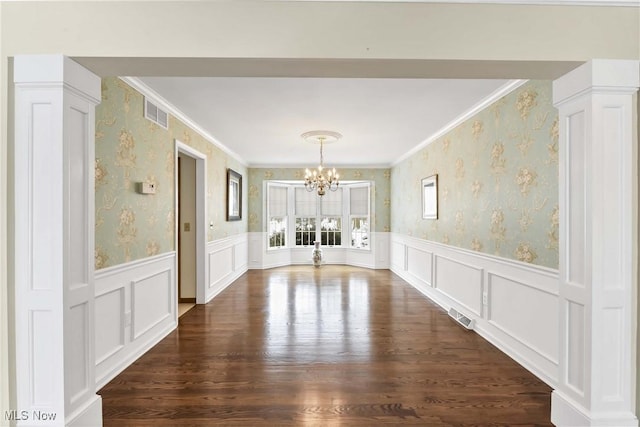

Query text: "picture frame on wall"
[422, 174, 438, 219]
[227, 168, 242, 221]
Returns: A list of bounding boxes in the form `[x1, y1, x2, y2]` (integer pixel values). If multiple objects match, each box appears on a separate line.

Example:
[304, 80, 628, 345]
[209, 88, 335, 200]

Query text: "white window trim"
[265, 181, 373, 252]
[348, 182, 372, 251]
[266, 182, 289, 250]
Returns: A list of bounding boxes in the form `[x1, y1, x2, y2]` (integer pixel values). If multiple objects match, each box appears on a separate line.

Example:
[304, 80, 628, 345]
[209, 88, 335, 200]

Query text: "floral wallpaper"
[95, 77, 247, 269]
[391, 80, 559, 269]
[247, 168, 391, 233]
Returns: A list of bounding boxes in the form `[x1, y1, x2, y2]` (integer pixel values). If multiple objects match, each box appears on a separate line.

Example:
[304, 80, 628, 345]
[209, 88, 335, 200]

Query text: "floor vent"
[448, 307, 474, 330]
[144, 98, 169, 129]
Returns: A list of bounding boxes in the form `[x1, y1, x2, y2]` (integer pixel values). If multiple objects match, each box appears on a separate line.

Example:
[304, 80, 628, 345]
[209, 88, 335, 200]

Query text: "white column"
[552, 59, 639, 426]
[13, 56, 102, 426]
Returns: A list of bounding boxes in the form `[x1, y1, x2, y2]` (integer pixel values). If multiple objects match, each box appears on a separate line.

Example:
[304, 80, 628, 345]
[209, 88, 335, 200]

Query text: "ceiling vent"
[144, 97, 169, 129]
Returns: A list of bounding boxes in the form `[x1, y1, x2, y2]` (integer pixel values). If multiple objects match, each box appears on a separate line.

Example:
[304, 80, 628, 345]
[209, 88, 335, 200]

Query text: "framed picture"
[227, 168, 242, 221]
[422, 174, 438, 219]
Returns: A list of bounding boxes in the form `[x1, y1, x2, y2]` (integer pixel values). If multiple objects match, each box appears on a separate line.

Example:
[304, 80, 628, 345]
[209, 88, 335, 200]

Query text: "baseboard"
[179, 297, 196, 303]
[390, 233, 560, 390]
[96, 320, 176, 390]
[205, 267, 247, 304]
[551, 391, 638, 427]
[67, 394, 103, 427]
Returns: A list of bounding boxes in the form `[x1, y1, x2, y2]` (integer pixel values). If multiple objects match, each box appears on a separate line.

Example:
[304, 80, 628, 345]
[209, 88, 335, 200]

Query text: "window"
[351, 217, 369, 249]
[268, 184, 288, 249]
[320, 217, 342, 246]
[265, 182, 371, 250]
[320, 190, 343, 247]
[295, 217, 316, 246]
[294, 188, 317, 246]
[349, 185, 370, 249]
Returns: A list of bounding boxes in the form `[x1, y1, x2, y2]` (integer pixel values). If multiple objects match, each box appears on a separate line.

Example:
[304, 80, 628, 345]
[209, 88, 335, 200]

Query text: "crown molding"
[391, 79, 528, 167]
[119, 76, 248, 167]
[6, 0, 636, 3]
[289, 0, 639, 6]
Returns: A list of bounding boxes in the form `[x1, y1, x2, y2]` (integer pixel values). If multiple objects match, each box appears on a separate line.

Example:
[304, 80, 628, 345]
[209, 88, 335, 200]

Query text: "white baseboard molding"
[95, 320, 176, 391]
[67, 394, 103, 427]
[390, 233, 560, 389]
[551, 390, 639, 426]
[94, 252, 177, 390]
[94, 234, 250, 390]
[206, 234, 249, 303]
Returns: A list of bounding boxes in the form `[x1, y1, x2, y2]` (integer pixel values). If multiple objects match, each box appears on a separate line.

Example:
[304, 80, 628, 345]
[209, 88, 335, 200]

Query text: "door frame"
[175, 140, 207, 305]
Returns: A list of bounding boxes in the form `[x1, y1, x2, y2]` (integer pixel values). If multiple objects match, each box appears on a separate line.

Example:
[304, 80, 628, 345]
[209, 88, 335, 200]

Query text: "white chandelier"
[302, 130, 341, 196]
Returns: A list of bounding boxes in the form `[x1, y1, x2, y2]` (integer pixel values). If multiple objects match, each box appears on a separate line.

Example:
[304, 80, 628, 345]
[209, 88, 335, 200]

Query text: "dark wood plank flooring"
[99, 266, 552, 426]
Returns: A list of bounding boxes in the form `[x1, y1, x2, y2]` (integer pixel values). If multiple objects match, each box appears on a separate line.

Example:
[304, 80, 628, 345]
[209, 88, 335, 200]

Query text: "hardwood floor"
[99, 266, 552, 426]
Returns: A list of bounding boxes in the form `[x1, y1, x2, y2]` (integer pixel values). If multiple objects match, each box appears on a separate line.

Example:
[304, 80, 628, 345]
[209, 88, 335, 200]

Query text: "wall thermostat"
[137, 182, 156, 195]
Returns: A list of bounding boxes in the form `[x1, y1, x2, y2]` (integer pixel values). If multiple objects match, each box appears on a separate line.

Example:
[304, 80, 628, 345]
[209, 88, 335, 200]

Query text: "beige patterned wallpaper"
[391, 80, 559, 269]
[247, 168, 391, 233]
[95, 78, 247, 269]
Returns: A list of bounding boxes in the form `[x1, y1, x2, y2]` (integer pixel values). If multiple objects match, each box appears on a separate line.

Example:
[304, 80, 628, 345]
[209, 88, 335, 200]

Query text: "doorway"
[175, 141, 207, 313]
[177, 154, 196, 316]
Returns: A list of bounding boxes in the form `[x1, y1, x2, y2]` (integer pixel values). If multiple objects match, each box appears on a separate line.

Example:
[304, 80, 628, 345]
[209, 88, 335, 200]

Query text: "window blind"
[320, 188, 343, 216]
[295, 187, 317, 216]
[268, 185, 288, 217]
[350, 186, 369, 216]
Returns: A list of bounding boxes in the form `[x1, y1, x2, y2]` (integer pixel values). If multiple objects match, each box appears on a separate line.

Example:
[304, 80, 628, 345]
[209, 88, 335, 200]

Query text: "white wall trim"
[434, 254, 484, 317]
[13, 54, 103, 426]
[95, 252, 177, 390]
[130, 269, 173, 341]
[551, 59, 639, 427]
[551, 390, 640, 427]
[67, 394, 103, 427]
[95, 321, 175, 391]
[392, 79, 528, 166]
[95, 252, 176, 280]
[395, 233, 559, 277]
[120, 77, 247, 167]
[390, 232, 560, 388]
[175, 140, 208, 304]
[206, 234, 249, 303]
[248, 232, 390, 270]
[293, 0, 639, 6]
[486, 272, 559, 365]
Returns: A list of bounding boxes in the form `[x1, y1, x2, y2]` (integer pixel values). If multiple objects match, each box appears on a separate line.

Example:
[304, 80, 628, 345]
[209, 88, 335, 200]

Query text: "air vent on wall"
[448, 307, 475, 330]
[144, 97, 169, 129]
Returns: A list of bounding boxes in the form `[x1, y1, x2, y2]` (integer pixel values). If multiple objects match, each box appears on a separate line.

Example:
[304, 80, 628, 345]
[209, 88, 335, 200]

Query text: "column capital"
[552, 59, 639, 107]
[14, 55, 101, 104]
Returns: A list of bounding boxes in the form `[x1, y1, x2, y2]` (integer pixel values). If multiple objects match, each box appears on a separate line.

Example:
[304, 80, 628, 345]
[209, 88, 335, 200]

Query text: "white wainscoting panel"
[391, 240, 406, 271]
[406, 246, 433, 288]
[374, 232, 390, 269]
[208, 247, 233, 287]
[131, 269, 172, 340]
[95, 252, 176, 389]
[390, 233, 560, 388]
[487, 273, 558, 366]
[206, 234, 249, 303]
[94, 288, 124, 365]
[435, 255, 483, 317]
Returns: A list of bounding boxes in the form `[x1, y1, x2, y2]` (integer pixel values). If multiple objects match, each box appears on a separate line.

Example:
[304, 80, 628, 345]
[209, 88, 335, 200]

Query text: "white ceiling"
[138, 77, 512, 167]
